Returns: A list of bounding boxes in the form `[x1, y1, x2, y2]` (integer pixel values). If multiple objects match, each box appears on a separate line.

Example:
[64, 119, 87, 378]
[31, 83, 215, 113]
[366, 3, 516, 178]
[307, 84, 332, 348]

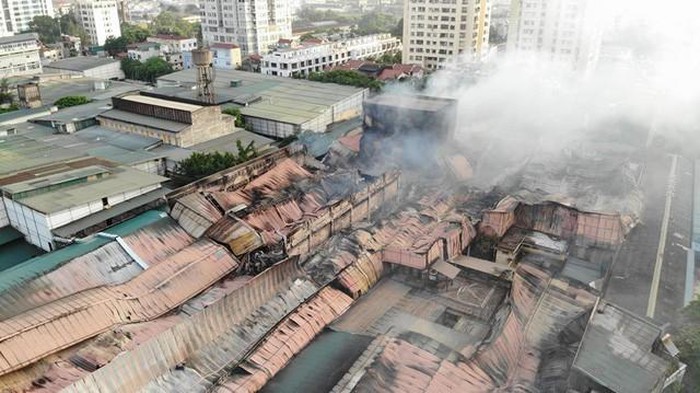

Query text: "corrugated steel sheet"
[64, 258, 319, 393]
[171, 193, 222, 238]
[336, 252, 383, 299]
[479, 196, 518, 238]
[121, 217, 195, 265]
[344, 263, 596, 392]
[215, 287, 353, 393]
[207, 216, 264, 256]
[0, 210, 167, 303]
[0, 219, 195, 321]
[0, 240, 238, 376]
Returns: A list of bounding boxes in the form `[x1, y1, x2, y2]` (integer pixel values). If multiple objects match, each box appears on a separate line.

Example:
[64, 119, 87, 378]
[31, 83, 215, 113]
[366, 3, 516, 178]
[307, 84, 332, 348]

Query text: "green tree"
[0, 79, 14, 105]
[28, 15, 60, 44]
[376, 51, 403, 65]
[308, 70, 384, 91]
[152, 11, 197, 38]
[59, 12, 88, 45]
[392, 18, 403, 38]
[355, 13, 398, 35]
[173, 144, 257, 186]
[676, 299, 700, 390]
[29, 13, 87, 45]
[222, 107, 245, 128]
[141, 57, 173, 83]
[121, 23, 151, 44]
[54, 96, 91, 108]
[104, 36, 128, 56]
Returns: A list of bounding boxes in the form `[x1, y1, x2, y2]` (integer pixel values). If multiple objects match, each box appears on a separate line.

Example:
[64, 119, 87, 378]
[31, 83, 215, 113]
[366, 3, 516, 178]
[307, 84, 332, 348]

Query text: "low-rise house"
[211, 43, 242, 70]
[127, 42, 161, 62]
[261, 34, 401, 78]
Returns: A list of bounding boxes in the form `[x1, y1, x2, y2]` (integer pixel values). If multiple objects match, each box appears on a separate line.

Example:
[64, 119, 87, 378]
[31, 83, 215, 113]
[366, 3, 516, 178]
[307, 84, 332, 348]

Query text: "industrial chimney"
[192, 47, 215, 104]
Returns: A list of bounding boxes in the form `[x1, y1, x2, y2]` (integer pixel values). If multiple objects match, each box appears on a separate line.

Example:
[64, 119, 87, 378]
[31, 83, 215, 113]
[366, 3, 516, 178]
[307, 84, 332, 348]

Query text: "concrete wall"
[100, 106, 233, 147]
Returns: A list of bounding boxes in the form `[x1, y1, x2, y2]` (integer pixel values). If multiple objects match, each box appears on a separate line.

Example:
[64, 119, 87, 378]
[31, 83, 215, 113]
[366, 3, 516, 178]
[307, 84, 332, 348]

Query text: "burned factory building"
[361, 94, 458, 169]
[0, 86, 687, 393]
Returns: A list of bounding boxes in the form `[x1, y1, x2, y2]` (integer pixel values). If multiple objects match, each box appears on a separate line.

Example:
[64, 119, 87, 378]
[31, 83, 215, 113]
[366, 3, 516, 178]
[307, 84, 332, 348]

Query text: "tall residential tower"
[200, 0, 292, 55]
[75, 0, 121, 46]
[507, 0, 602, 69]
[402, 0, 491, 70]
[0, 0, 54, 36]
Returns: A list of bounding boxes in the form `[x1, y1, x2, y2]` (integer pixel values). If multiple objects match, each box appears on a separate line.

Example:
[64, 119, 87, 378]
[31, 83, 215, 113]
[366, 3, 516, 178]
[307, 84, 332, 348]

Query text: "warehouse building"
[0, 164, 166, 251]
[97, 92, 235, 147]
[157, 68, 369, 138]
[44, 57, 125, 80]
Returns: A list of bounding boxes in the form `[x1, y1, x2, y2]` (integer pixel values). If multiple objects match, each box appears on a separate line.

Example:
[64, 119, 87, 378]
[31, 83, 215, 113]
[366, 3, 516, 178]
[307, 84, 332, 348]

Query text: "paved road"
[605, 152, 693, 326]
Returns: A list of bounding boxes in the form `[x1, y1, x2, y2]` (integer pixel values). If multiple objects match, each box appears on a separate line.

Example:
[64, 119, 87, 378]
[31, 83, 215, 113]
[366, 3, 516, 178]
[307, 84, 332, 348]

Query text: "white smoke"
[416, 0, 700, 186]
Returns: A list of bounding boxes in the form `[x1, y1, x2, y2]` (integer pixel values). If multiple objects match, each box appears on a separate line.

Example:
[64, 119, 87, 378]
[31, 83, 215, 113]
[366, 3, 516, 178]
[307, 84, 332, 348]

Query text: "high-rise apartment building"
[402, 0, 491, 70]
[507, 0, 602, 69]
[75, 0, 121, 46]
[200, 0, 292, 56]
[0, 0, 54, 36]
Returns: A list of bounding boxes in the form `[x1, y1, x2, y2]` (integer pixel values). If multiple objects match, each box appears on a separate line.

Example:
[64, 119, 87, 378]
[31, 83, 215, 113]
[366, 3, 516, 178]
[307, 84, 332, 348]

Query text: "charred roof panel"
[572, 302, 670, 393]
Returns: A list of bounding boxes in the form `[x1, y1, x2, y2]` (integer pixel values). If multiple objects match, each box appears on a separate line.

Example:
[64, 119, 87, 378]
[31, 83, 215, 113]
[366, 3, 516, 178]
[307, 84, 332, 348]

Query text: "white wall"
[84, 61, 125, 80]
[4, 184, 161, 251]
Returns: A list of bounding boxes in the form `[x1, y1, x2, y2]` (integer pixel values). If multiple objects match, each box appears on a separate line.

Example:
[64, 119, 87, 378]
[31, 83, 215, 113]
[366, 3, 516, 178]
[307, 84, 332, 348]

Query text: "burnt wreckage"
[0, 95, 685, 392]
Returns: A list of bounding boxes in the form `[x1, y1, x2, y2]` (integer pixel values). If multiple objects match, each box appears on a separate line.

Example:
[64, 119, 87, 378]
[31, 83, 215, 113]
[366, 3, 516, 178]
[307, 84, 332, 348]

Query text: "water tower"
[192, 48, 215, 103]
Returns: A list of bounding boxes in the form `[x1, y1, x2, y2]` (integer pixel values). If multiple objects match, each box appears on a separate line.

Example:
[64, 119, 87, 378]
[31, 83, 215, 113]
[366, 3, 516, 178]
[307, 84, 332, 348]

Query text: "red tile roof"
[211, 43, 240, 49]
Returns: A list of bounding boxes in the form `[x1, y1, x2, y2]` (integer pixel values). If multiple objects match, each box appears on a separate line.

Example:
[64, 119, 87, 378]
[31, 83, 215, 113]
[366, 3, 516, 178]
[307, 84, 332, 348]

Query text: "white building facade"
[507, 0, 602, 69]
[127, 43, 161, 61]
[261, 34, 401, 77]
[76, 0, 122, 46]
[147, 35, 197, 53]
[402, 0, 491, 70]
[211, 43, 242, 69]
[200, 0, 292, 55]
[0, 0, 54, 36]
[0, 33, 42, 77]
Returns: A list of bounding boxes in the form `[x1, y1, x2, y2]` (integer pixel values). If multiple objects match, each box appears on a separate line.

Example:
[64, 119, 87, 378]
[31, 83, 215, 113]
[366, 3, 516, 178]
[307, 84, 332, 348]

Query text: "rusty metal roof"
[215, 287, 353, 392]
[65, 258, 320, 393]
[0, 218, 194, 320]
[0, 240, 238, 376]
[171, 193, 223, 237]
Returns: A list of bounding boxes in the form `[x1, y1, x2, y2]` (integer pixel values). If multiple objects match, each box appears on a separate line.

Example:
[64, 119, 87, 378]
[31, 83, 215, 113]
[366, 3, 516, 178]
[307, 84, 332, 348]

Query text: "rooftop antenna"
[192, 47, 215, 104]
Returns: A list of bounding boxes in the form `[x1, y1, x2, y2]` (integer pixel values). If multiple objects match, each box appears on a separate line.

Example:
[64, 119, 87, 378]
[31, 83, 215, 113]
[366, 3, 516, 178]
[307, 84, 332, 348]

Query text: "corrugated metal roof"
[98, 109, 189, 132]
[190, 130, 276, 154]
[0, 134, 86, 177]
[8, 166, 166, 214]
[44, 57, 120, 72]
[64, 258, 316, 393]
[52, 187, 169, 238]
[0, 239, 238, 376]
[572, 302, 669, 393]
[121, 94, 203, 112]
[171, 193, 222, 237]
[157, 68, 366, 126]
[215, 287, 353, 392]
[0, 210, 167, 295]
